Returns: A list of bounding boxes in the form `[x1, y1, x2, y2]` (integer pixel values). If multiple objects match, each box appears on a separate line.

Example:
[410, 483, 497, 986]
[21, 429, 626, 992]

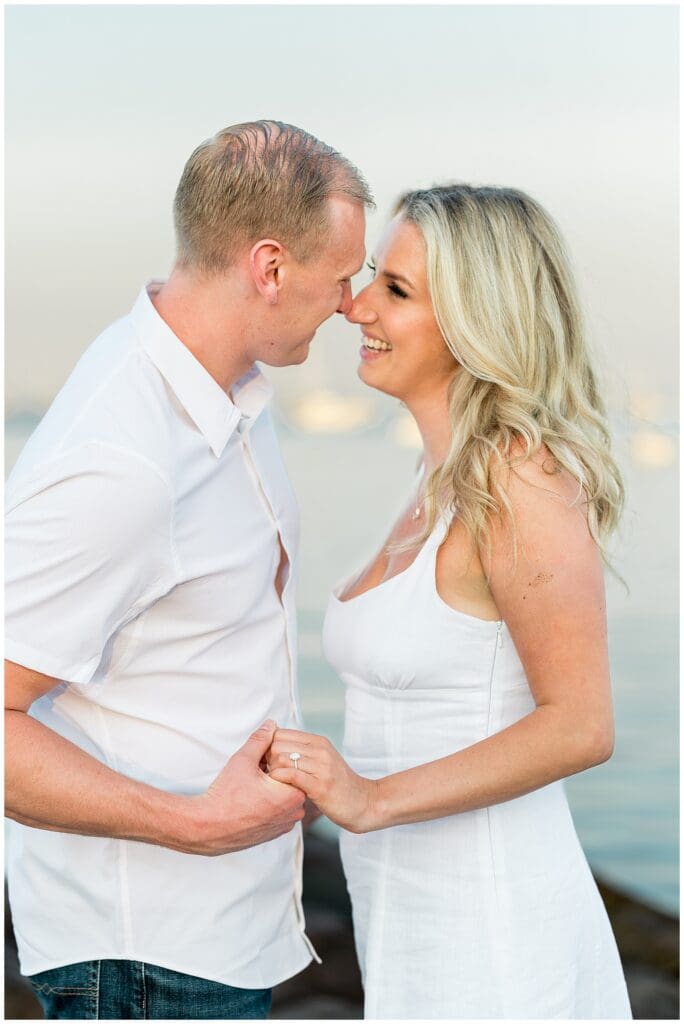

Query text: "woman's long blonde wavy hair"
[395, 184, 625, 575]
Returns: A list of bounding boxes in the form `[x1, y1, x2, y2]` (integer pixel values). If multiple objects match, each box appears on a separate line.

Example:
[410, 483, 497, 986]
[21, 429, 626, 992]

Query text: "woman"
[267, 185, 632, 1019]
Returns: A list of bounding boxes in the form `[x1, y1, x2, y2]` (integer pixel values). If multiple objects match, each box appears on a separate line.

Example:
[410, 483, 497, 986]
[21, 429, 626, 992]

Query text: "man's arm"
[5, 447, 305, 855]
[5, 660, 305, 856]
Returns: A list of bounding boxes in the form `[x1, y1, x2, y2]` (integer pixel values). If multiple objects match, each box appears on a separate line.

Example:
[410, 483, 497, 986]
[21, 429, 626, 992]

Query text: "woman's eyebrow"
[367, 256, 415, 290]
[381, 269, 415, 289]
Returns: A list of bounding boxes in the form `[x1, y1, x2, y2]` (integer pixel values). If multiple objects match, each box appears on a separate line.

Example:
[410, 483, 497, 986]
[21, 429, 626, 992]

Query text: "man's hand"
[184, 720, 307, 855]
[5, 661, 305, 857]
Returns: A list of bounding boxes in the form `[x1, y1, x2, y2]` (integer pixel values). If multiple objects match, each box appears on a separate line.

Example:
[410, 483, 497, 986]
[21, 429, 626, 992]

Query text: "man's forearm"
[5, 710, 198, 852]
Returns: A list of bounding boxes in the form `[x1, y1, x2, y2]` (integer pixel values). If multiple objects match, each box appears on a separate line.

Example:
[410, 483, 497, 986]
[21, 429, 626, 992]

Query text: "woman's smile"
[360, 332, 393, 361]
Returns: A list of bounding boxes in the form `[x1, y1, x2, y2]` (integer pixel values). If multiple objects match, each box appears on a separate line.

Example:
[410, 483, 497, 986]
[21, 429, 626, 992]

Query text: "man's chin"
[283, 344, 311, 367]
[291, 336, 314, 365]
[260, 339, 312, 368]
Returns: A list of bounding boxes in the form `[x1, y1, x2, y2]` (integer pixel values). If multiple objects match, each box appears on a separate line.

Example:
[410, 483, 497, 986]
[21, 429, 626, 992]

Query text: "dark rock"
[621, 960, 679, 1021]
[594, 875, 679, 1019]
[271, 832, 363, 1019]
[271, 995, 362, 1019]
[5, 883, 43, 1020]
[596, 876, 679, 975]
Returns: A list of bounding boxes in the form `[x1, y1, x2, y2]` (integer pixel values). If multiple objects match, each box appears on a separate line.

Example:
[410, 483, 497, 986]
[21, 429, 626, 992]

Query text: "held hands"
[182, 720, 375, 857]
[186, 720, 306, 855]
[266, 728, 378, 834]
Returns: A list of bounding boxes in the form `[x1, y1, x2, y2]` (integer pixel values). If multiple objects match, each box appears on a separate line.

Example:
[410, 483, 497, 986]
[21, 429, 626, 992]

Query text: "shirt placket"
[237, 417, 321, 964]
[237, 419, 298, 719]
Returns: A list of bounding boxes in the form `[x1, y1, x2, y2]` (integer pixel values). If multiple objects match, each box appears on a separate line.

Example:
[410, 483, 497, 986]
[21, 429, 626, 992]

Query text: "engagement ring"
[289, 752, 301, 768]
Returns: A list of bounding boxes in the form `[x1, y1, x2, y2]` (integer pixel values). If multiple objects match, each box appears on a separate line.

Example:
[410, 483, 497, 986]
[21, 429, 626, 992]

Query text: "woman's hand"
[266, 728, 378, 834]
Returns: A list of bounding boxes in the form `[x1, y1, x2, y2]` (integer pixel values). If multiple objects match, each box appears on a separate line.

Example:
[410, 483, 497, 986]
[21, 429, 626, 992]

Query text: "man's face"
[257, 196, 367, 366]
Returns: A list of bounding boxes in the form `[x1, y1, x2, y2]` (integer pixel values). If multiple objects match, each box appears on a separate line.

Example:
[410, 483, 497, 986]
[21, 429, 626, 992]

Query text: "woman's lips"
[360, 336, 392, 362]
[359, 344, 390, 362]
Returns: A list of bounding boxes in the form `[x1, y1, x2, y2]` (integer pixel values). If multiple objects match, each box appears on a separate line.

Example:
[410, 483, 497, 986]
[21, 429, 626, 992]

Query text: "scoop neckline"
[331, 497, 503, 629]
[332, 461, 430, 605]
[331, 531, 436, 606]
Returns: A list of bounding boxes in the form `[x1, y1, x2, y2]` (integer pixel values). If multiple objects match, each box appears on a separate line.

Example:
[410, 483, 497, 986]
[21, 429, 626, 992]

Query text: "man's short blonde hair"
[173, 120, 374, 274]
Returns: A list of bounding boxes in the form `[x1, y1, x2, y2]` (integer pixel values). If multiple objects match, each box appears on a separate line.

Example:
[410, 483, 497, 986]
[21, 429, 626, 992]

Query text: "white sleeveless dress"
[322, 511, 632, 1020]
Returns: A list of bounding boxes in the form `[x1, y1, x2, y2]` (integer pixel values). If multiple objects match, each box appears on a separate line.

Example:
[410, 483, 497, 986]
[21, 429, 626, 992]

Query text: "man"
[5, 120, 371, 1019]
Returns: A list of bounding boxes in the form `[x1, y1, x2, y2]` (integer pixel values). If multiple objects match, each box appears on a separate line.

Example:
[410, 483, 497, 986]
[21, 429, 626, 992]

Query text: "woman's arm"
[268, 447, 616, 833]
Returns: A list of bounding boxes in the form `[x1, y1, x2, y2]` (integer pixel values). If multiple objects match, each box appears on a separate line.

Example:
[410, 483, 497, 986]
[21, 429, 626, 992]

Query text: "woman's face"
[346, 215, 458, 402]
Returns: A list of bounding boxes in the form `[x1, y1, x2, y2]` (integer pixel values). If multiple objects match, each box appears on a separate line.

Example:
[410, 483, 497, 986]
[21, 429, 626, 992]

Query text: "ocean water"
[5, 407, 679, 916]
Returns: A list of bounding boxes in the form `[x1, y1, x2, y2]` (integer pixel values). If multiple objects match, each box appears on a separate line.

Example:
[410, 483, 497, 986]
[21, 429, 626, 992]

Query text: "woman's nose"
[343, 284, 377, 325]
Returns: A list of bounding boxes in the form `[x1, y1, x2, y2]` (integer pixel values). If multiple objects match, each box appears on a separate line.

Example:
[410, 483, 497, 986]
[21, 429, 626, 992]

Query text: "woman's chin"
[357, 360, 400, 398]
[357, 360, 381, 389]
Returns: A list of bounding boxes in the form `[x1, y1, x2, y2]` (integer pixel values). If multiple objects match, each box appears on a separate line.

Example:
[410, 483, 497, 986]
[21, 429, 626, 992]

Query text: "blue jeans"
[28, 959, 272, 1019]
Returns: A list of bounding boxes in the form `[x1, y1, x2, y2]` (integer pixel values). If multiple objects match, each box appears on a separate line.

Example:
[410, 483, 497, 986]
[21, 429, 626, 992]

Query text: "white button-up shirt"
[5, 284, 318, 986]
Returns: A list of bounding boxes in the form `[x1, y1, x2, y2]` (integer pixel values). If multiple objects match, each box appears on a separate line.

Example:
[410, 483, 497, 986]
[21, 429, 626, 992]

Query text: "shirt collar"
[130, 283, 273, 458]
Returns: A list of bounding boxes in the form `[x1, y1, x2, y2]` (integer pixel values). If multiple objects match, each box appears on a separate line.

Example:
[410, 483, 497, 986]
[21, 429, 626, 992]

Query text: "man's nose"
[336, 281, 354, 317]
[341, 284, 377, 325]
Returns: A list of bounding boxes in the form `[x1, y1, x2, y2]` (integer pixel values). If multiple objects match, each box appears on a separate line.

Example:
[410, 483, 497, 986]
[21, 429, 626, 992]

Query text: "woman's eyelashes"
[388, 281, 408, 299]
[366, 261, 409, 299]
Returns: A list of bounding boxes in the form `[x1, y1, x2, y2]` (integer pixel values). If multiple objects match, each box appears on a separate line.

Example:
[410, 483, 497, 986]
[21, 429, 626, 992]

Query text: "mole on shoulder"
[528, 572, 554, 588]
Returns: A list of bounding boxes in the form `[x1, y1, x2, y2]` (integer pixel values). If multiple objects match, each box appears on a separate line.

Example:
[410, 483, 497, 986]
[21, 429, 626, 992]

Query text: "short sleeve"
[5, 443, 178, 685]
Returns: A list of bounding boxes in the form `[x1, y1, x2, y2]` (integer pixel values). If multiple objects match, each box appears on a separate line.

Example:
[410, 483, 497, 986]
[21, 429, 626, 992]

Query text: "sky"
[5, 3, 679, 421]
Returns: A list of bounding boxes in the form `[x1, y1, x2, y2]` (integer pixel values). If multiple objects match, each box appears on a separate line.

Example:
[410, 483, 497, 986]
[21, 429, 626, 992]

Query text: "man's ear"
[249, 239, 286, 305]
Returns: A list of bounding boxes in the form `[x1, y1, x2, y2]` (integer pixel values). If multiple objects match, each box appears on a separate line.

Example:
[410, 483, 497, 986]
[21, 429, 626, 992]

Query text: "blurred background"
[4, 2, 679, 1017]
